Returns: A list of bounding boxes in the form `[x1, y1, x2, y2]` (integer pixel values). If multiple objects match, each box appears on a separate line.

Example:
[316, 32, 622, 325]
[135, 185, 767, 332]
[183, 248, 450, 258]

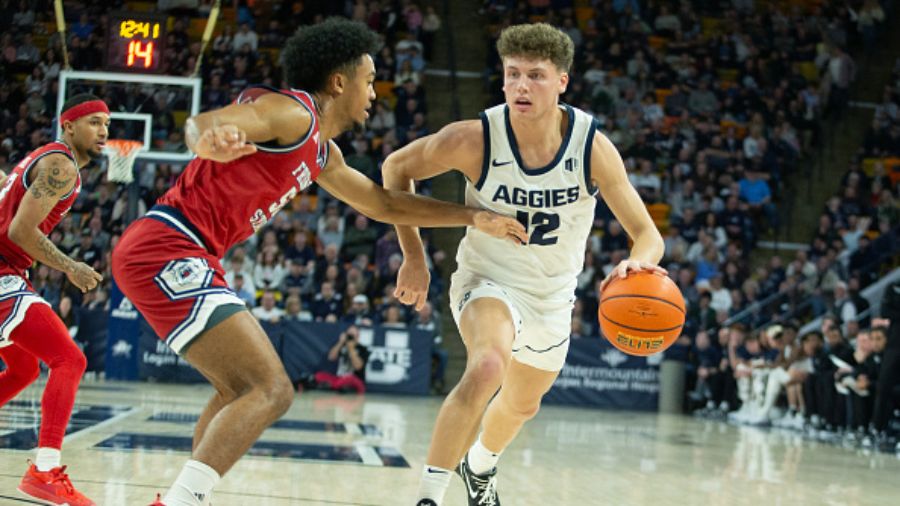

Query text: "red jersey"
[0, 141, 80, 274]
[154, 87, 328, 258]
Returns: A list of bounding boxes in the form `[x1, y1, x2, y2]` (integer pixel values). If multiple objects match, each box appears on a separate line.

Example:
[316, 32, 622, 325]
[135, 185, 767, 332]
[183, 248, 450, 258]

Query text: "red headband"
[59, 100, 110, 127]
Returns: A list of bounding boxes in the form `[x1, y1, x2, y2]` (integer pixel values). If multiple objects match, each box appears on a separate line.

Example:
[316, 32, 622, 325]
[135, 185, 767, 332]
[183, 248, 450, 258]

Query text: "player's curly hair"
[282, 18, 379, 93]
[497, 23, 574, 73]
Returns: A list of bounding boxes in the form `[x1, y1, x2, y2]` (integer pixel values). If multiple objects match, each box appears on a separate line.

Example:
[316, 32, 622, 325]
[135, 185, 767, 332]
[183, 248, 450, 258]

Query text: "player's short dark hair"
[62, 93, 102, 113]
[281, 18, 379, 93]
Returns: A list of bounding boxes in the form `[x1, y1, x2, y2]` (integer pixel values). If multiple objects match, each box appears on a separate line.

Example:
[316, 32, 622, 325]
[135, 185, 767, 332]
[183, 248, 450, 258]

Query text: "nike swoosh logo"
[491, 159, 512, 167]
[426, 467, 449, 474]
[464, 476, 479, 499]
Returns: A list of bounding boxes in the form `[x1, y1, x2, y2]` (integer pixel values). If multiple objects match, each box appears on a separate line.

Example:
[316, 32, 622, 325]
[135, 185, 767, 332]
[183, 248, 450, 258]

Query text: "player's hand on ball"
[196, 125, 257, 162]
[67, 262, 103, 293]
[395, 258, 430, 311]
[473, 211, 529, 245]
[599, 259, 667, 291]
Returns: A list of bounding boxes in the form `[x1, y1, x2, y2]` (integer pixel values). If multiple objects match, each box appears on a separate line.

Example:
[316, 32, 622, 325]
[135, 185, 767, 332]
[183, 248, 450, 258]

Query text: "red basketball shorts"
[0, 270, 50, 347]
[112, 207, 246, 354]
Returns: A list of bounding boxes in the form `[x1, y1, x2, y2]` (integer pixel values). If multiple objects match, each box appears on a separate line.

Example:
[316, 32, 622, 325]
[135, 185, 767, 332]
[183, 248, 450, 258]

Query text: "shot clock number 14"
[106, 12, 167, 73]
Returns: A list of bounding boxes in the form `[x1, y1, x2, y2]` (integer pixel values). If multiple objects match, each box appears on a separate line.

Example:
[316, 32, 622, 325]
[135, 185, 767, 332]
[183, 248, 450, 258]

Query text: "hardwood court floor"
[1, 380, 898, 506]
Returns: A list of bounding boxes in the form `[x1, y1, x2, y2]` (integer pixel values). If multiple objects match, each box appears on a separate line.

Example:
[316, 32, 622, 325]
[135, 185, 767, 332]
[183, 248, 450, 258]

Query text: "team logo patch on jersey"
[458, 290, 472, 313]
[0, 275, 26, 295]
[154, 258, 215, 301]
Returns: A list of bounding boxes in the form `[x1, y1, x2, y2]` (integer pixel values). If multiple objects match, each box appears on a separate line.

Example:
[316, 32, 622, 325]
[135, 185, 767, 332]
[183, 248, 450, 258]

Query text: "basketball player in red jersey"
[0, 94, 106, 506]
[111, 19, 526, 506]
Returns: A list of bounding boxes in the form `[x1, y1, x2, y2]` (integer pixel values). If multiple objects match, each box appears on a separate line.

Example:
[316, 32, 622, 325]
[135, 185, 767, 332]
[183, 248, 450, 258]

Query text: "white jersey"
[455, 103, 598, 302]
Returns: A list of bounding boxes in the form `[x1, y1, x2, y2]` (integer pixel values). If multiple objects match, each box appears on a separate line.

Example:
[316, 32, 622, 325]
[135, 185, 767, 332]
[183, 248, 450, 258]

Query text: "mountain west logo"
[112, 339, 133, 358]
[600, 348, 628, 368]
[111, 297, 139, 320]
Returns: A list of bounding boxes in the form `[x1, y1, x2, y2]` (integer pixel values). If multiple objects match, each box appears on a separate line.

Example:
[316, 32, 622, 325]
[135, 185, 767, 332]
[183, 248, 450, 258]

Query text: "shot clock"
[106, 12, 167, 73]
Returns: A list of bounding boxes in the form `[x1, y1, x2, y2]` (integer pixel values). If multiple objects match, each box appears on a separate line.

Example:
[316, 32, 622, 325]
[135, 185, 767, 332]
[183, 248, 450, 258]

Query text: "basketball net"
[104, 139, 142, 184]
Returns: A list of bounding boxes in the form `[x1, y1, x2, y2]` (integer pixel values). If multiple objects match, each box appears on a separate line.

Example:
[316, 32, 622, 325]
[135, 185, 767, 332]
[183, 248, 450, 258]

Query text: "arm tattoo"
[46, 167, 68, 190]
[30, 163, 74, 201]
[35, 232, 76, 274]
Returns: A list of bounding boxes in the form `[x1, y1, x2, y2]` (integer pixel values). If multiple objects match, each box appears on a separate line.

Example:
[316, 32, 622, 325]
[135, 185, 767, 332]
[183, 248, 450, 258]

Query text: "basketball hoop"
[104, 139, 143, 184]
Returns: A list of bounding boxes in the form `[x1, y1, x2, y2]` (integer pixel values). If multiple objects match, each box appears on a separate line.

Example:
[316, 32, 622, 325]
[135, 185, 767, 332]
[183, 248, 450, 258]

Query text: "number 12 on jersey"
[516, 210, 560, 245]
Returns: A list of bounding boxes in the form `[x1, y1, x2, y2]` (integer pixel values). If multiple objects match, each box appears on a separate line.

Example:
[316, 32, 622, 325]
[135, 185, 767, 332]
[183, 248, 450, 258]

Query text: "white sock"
[35, 447, 61, 472]
[416, 465, 452, 505]
[467, 436, 501, 475]
[163, 460, 220, 506]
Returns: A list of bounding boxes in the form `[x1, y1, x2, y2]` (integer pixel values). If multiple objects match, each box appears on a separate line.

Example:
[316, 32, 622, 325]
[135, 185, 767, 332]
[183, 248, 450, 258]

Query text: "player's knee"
[260, 375, 294, 418]
[457, 351, 506, 402]
[70, 349, 88, 375]
[506, 399, 540, 420]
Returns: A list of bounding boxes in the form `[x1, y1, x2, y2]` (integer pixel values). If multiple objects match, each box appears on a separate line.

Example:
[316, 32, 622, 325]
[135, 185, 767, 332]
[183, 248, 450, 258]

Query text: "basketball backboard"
[57, 70, 201, 163]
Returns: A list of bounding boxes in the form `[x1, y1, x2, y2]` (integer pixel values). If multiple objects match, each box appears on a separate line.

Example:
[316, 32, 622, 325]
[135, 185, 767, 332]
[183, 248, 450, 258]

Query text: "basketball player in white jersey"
[383, 23, 665, 506]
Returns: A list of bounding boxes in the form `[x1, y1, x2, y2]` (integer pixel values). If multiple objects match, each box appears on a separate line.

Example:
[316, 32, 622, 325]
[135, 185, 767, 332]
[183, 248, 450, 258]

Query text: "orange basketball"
[598, 271, 686, 356]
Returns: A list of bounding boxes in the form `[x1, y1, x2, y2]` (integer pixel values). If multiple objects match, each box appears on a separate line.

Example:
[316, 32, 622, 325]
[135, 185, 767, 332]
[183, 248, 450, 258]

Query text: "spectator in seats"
[825, 45, 855, 120]
[311, 281, 343, 322]
[689, 330, 723, 410]
[70, 13, 95, 40]
[232, 22, 259, 52]
[421, 6, 441, 60]
[395, 59, 421, 86]
[343, 294, 374, 326]
[688, 291, 717, 333]
[806, 317, 855, 430]
[342, 214, 379, 261]
[738, 169, 777, 232]
[314, 243, 342, 285]
[224, 255, 256, 296]
[708, 275, 733, 314]
[283, 294, 313, 322]
[374, 220, 401, 268]
[728, 329, 766, 421]
[664, 82, 689, 116]
[869, 282, 900, 442]
[412, 300, 446, 392]
[688, 78, 718, 117]
[628, 159, 661, 203]
[10, 0, 33, 29]
[600, 219, 629, 260]
[254, 250, 287, 292]
[15, 33, 39, 68]
[231, 273, 256, 308]
[281, 261, 313, 301]
[832, 281, 858, 333]
[251, 290, 284, 323]
[72, 229, 103, 270]
[312, 325, 370, 394]
[285, 229, 316, 267]
[380, 303, 407, 328]
[212, 24, 234, 57]
[369, 99, 397, 136]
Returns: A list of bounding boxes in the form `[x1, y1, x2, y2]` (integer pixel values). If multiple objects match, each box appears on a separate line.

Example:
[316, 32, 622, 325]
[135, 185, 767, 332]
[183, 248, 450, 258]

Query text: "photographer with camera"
[312, 325, 370, 394]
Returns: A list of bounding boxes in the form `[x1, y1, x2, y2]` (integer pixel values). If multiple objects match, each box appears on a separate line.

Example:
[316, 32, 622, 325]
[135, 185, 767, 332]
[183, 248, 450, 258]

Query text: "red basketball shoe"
[17, 461, 95, 506]
[149, 493, 166, 505]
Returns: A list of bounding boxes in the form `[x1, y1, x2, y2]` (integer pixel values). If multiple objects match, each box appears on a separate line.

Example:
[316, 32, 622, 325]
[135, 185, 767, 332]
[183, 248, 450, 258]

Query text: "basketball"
[599, 271, 686, 356]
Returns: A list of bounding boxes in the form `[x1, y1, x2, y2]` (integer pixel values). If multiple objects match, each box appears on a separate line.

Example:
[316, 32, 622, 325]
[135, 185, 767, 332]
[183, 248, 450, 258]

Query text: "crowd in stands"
[0, 0, 449, 391]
